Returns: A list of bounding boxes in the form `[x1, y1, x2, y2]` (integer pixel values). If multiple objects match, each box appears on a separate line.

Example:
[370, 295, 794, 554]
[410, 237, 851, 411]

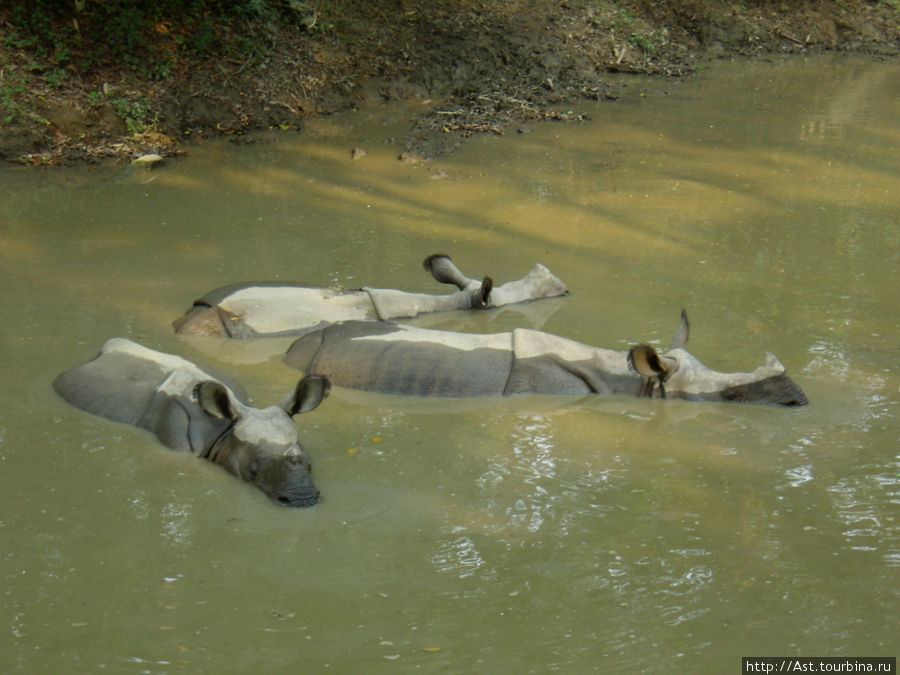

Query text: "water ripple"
[826, 477, 894, 553]
[432, 535, 488, 579]
[784, 465, 815, 487]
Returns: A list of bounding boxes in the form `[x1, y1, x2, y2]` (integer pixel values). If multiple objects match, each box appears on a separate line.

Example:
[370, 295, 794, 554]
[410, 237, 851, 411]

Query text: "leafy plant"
[628, 30, 663, 56]
[3, 0, 306, 79]
[44, 67, 67, 88]
[112, 96, 157, 135]
[0, 68, 28, 121]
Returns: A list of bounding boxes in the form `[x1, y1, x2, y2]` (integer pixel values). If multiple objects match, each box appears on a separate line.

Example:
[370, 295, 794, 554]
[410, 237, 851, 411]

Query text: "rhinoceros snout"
[720, 374, 809, 407]
[250, 451, 320, 507]
[276, 486, 321, 508]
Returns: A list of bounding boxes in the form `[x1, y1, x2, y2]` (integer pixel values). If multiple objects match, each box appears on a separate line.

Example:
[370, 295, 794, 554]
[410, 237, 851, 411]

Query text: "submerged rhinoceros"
[284, 311, 808, 406]
[173, 254, 568, 337]
[54, 338, 330, 506]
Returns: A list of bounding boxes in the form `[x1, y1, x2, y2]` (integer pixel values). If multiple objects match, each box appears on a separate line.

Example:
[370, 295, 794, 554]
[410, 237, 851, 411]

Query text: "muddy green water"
[2, 55, 897, 673]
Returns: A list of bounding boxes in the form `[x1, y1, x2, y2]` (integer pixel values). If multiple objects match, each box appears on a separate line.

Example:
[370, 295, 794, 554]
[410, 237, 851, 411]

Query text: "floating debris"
[131, 153, 163, 168]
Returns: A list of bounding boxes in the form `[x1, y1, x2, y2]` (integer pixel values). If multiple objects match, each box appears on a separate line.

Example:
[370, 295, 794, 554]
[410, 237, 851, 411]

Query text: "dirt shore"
[1, 0, 897, 165]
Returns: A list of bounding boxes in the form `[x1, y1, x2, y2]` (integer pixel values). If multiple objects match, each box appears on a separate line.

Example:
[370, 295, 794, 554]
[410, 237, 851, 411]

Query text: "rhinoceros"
[173, 254, 568, 337]
[53, 338, 330, 506]
[284, 311, 808, 406]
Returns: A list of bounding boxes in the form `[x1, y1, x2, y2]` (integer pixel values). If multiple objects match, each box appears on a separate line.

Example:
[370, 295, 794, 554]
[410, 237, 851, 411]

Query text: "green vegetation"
[0, 60, 27, 123]
[589, 2, 668, 57]
[1, 0, 320, 79]
[112, 96, 157, 135]
[627, 28, 666, 57]
[0, 0, 896, 163]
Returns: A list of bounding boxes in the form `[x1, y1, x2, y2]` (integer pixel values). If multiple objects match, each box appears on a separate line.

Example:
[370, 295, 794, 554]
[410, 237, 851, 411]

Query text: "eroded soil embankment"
[1, 0, 897, 165]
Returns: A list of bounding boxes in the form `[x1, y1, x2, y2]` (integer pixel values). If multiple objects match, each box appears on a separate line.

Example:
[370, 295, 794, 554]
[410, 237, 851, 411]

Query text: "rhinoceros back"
[507, 329, 638, 396]
[53, 338, 245, 453]
[286, 321, 514, 397]
[53, 346, 174, 425]
[286, 323, 643, 398]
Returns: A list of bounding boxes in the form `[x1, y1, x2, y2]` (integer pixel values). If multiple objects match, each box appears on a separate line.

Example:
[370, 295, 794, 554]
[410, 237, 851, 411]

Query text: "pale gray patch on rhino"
[353, 324, 512, 351]
[220, 286, 377, 335]
[507, 329, 640, 396]
[512, 329, 624, 369]
[365, 287, 474, 320]
[488, 263, 568, 306]
[664, 349, 783, 395]
[232, 406, 298, 448]
[664, 350, 807, 405]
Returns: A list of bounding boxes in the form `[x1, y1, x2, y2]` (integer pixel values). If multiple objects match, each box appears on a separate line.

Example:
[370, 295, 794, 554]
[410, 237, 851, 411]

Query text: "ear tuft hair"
[195, 381, 237, 421]
[479, 276, 493, 307]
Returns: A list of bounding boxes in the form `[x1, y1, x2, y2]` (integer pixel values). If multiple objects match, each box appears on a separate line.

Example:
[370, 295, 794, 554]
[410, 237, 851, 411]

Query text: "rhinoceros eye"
[249, 460, 261, 478]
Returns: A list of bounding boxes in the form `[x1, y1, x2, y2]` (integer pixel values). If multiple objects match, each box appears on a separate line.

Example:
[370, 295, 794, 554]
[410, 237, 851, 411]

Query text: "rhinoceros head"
[628, 310, 808, 407]
[196, 376, 330, 506]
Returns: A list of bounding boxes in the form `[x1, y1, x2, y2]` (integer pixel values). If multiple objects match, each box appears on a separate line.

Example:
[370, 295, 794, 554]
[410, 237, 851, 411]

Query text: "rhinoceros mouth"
[720, 374, 809, 407]
[276, 489, 321, 508]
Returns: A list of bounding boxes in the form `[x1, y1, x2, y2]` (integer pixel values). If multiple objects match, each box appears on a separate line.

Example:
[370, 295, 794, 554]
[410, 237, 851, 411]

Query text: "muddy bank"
[1, 0, 897, 165]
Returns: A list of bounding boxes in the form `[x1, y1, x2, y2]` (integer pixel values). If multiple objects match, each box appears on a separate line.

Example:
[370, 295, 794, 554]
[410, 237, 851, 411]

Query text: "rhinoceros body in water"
[54, 338, 330, 506]
[284, 311, 807, 407]
[173, 254, 568, 337]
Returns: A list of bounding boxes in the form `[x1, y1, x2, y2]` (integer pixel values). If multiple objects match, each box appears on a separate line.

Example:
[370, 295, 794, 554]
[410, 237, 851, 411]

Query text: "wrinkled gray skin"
[285, 310, 808, 407]
[173, 254, 568, 337]
[54, 338, 330, 506]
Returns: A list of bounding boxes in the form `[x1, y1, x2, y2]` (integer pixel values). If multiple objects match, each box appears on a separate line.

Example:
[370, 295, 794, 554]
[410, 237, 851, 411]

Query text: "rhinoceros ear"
[424, 253, 472, 289]
[627, 345, 669, 398]
[195, 381, 239, 421]
[668, 309, 690, 350]
[627, 345, 666, 378]
[283, 375, 330, 416]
